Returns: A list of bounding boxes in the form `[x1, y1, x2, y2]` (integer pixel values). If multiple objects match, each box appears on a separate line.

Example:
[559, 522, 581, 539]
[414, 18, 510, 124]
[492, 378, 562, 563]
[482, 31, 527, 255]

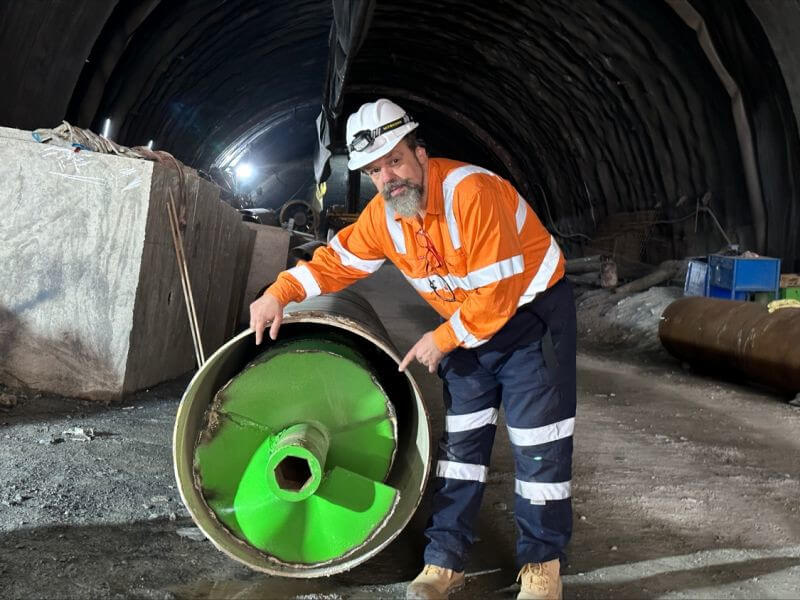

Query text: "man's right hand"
[249, 292, 284, 345]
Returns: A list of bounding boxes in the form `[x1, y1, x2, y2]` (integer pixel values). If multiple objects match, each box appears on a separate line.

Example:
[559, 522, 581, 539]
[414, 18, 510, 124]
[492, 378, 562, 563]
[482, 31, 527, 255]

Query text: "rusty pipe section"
[659, 297, 800, 394]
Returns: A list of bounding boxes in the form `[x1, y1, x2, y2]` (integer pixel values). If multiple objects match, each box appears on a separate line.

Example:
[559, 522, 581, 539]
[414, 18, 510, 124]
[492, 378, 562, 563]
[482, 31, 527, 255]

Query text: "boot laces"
[517, 563, 551, 592]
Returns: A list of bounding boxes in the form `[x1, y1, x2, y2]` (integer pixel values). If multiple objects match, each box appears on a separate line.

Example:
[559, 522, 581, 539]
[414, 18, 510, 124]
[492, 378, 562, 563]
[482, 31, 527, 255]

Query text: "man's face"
[362, 142, 428, 218]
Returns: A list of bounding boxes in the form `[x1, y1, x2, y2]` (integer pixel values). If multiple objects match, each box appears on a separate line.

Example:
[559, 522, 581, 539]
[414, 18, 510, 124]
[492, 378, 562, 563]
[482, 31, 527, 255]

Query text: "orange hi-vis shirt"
[267, 158, 566, 353]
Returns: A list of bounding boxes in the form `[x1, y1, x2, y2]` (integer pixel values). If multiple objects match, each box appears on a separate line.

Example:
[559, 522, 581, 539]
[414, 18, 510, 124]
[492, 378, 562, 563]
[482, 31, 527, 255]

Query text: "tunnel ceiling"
[0, 0, 333, 168]
[344, 0, 773, 261]
[0, 0, 798, 267]
[85, 0, 332, 167]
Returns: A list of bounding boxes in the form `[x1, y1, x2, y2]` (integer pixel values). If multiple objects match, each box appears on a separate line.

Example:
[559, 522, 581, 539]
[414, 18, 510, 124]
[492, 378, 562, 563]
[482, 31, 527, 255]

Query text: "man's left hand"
[398, 331, 445, 374]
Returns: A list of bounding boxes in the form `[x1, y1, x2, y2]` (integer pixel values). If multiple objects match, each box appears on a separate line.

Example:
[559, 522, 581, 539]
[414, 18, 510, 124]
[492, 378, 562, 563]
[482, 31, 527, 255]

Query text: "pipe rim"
[173, 313, 431, 577]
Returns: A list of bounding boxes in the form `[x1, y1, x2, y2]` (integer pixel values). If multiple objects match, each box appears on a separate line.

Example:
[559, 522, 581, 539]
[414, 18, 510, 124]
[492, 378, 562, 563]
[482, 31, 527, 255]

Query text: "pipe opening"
[177, 293, 431, 575]
[274, 455, 313, 493]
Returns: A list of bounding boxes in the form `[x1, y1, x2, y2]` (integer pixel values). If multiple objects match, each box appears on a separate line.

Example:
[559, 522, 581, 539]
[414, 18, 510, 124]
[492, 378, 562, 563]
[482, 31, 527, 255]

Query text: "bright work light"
[236, 163, 254, 180]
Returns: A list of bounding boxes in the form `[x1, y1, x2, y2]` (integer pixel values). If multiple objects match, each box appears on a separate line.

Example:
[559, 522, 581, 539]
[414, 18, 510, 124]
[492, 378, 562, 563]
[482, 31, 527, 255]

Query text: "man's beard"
[382, 178, 424, 218]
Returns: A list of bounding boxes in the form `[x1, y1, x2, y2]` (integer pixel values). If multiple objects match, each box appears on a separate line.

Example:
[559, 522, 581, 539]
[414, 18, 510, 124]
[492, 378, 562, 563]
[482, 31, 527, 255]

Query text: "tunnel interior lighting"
[147, 140, 154, 150]
[102, 118, 111, 139]
[236, 162, 255, 180]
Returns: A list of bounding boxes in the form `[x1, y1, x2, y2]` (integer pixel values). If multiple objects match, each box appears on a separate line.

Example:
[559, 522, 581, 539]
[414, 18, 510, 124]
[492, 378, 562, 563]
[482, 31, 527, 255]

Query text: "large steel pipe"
[659, 297, 800, 394]
[173, 289, 431, 576]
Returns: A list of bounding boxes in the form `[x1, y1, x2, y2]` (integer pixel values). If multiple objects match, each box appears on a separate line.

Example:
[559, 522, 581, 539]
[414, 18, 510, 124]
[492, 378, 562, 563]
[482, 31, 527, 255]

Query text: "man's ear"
[415, 145, 428, 165]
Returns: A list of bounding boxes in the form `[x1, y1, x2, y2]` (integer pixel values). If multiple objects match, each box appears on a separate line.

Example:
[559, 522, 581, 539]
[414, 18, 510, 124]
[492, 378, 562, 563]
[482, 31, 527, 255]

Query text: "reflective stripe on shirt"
[442, 165, 495, 250]
[330, 235, 385, 273]
[403, 254, 524, 294]
[384, 202, 406, 254]
[517, 235, 562, 307]
[449, 308, 488, 348]
[286, 265, 321, 299]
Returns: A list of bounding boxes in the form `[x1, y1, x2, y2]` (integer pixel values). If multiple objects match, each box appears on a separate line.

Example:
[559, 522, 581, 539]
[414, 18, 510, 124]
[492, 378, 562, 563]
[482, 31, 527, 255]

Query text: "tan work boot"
[517, 559, 562, 599]
[406, 564, 465, 599]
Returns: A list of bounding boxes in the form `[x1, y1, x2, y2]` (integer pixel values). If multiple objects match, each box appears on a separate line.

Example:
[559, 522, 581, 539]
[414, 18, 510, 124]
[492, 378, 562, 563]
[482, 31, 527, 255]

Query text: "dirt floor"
[1, 266, 799, 599]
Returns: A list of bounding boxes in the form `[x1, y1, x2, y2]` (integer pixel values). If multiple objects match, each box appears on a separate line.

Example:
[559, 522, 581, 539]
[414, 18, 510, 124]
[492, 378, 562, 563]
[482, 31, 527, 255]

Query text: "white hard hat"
[346, 99, 419, 170]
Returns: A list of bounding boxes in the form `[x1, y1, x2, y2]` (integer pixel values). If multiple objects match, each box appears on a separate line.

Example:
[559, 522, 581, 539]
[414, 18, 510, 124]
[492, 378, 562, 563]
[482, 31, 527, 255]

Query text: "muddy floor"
[1, 266, 799, 599]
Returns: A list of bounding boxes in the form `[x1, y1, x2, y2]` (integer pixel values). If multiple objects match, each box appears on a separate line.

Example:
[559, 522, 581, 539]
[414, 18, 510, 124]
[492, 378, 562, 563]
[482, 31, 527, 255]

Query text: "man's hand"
[249, 292, 284, 345]
[398, 331, 445, 374]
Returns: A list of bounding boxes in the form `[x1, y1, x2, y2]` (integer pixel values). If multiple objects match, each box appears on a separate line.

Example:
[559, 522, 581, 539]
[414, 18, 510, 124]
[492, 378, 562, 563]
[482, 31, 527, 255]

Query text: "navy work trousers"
[423, 278, 577, 571]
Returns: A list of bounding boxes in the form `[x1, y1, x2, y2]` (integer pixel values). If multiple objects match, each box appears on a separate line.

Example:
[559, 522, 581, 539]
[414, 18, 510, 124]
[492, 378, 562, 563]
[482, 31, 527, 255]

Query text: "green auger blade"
[235, 463, 400, 563]
[193, 337, 399, 564]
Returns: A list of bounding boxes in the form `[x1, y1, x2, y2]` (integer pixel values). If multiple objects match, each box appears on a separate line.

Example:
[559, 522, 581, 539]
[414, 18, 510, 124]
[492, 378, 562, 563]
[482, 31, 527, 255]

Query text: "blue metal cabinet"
[705, 254, 781, 300]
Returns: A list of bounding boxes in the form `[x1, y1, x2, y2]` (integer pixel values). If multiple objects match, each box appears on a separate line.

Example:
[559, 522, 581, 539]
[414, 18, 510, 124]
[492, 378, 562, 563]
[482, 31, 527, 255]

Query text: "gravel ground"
[1, 271, 799, 599]
[575, 285, 684, 358]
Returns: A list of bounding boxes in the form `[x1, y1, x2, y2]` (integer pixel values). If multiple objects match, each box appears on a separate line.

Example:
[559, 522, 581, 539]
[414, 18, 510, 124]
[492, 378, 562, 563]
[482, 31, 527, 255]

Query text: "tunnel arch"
[65, 0, 332, 167]
[342, 0, 756, 262]
[1, 0, 798, 267]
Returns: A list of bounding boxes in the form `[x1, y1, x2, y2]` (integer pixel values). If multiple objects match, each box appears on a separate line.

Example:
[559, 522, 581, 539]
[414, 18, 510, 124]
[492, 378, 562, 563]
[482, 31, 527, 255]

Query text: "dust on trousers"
[423, 278, 577, 571]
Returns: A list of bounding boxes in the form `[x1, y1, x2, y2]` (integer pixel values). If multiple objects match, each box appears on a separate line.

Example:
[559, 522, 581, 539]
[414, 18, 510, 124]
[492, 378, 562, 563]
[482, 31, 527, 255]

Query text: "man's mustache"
[384, 179, 421, 194]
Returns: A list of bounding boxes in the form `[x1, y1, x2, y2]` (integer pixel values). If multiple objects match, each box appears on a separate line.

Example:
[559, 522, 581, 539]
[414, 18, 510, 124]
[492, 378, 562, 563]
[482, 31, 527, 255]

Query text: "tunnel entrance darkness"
[1, 0, 798, 268]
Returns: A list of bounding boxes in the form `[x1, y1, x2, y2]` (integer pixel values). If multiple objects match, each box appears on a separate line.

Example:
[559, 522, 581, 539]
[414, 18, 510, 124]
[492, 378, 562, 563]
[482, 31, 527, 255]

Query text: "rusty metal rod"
[167, 188, 205, 366]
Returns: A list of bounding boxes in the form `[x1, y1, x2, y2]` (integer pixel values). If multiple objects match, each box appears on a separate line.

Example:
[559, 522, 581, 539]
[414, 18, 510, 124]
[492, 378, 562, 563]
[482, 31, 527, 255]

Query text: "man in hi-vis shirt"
[250, 99, 576, 600]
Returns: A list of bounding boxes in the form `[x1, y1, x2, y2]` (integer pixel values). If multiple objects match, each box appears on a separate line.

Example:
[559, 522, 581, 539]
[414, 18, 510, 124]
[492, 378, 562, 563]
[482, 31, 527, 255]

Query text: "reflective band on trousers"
[286, 265, 321, 299]
[514, 479, 572, 503]
[445, 407, 499, 432]
[329, 235, 385, 273]
[436, 460, 488, 483]
[507, 417, 575, 446]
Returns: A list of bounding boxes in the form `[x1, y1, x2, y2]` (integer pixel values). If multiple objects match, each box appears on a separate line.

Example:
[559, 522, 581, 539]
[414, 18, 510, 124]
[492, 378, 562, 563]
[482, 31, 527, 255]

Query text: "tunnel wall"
[740, 0, 800, 270]
[346, 0, 755, 262]
[745, 1, 800, 133]
[684, 0, 800, 267]
[81, 0, 332, 167]
[0, 1, 799, 268]
[0, 1, 117, 130]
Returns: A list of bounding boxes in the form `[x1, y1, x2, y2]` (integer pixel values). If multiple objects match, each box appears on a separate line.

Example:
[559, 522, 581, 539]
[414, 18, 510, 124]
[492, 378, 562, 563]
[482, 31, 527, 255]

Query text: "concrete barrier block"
[0, 131, 251, 400]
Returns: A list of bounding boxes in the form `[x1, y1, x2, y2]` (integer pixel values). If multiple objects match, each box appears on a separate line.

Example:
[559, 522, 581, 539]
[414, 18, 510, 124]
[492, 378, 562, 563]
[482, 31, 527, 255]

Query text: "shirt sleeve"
[432, 179, 526, 353]
[266, 201, 387, 306]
